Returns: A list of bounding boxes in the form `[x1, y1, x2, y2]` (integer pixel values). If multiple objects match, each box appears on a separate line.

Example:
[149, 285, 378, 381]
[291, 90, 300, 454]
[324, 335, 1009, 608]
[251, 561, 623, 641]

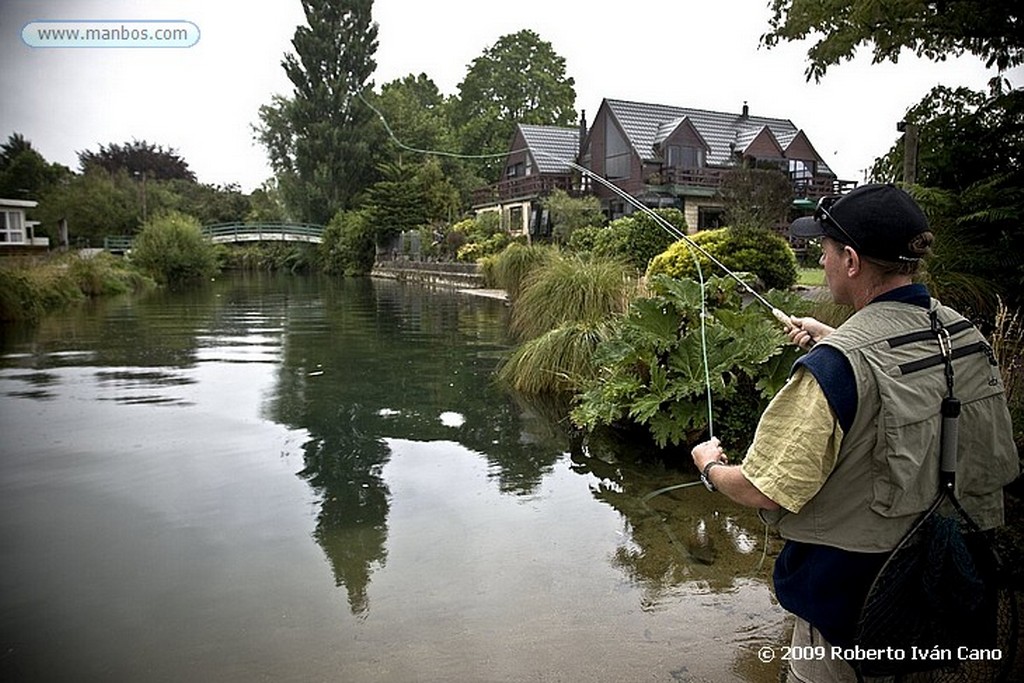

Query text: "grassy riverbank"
[0, 252, 155, 322]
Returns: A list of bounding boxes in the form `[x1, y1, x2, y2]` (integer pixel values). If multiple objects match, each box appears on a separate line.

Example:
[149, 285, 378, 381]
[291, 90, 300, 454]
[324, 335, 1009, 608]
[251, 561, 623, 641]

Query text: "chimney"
[578, 109, 587, 156]
[741, 101, 749, 118]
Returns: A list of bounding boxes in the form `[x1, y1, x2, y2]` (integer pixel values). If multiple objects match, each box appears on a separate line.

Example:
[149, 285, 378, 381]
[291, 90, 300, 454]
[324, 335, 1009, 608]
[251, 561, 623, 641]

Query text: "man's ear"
[844, 245, 861, 277]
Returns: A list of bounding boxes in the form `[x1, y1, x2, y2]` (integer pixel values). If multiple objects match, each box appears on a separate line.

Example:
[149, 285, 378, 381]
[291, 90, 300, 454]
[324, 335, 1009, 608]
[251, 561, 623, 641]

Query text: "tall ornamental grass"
[497, 254, 639, 395]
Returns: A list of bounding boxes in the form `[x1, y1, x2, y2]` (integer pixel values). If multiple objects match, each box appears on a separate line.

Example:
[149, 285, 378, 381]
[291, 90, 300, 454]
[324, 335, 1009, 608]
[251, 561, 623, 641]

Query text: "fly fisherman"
[690, 183, 1019, 682]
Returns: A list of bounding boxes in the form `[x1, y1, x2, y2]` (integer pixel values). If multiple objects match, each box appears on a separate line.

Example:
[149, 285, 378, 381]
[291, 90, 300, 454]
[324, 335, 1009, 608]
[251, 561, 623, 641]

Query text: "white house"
[0, 198, 48, 248]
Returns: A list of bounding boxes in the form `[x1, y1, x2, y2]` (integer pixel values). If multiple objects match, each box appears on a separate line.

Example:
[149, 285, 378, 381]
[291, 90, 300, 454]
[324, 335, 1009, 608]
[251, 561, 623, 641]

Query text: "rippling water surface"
[0, 273, 789, 682]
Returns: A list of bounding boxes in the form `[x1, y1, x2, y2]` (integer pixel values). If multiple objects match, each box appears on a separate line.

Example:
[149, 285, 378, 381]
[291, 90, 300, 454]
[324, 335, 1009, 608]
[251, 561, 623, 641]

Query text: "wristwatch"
[701, 460, 726, 492]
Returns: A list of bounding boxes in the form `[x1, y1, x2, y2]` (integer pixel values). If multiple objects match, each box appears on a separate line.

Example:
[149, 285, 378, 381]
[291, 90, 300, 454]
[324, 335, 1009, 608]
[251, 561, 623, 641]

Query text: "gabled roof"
[602, 98, 834, 176]
[653, 116, 711, 152]
[517, 124, 579, 174]
[736, 125, 785, 157]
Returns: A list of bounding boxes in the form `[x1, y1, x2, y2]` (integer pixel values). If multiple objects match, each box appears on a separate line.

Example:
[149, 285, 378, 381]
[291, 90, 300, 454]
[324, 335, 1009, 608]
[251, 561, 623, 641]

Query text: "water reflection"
[263, 278, 565, 614]
[0, 273, 791, 681]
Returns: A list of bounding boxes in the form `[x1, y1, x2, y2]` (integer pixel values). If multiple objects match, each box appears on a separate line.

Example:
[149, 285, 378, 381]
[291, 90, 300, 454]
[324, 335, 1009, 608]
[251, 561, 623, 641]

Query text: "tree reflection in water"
[265, 278, 564, 615]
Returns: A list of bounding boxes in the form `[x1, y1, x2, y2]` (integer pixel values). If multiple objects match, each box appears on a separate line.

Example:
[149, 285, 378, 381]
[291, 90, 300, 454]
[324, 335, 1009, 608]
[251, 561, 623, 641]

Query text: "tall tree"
[255, 0, 380, 224]
[0, 132, 71, 199]
[372, 74, 480, 210]
[762, 0, 1024, 81]
[78, 140, 195, 181]
[450, 29, 577, 182]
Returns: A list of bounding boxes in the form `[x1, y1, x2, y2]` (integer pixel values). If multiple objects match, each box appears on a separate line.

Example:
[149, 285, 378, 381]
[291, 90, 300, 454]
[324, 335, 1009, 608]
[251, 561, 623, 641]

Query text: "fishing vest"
[769, 300, 1019, 552]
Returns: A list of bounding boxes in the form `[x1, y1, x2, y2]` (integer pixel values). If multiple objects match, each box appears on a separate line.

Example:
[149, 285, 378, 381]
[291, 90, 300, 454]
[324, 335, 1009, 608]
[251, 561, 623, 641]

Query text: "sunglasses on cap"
[814, 195, 862, 251]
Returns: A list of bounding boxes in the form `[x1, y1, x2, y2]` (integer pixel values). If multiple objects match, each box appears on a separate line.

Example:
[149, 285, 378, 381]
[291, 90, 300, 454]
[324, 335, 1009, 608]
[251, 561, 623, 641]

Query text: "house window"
[1, 211, 24, 243]
[605, 123, 630, 179]
[508, 205, 524, 234]
[698, 207, 725, 230]
[525, 156, 533, 176]
[507, 161, 525, 178]
[789, 159, 815, 180]
[667, 145, 702, 169]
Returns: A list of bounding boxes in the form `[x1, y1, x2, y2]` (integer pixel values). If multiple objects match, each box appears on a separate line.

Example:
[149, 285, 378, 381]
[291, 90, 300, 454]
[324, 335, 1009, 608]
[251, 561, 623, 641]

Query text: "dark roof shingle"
[604, 98, 833, 176]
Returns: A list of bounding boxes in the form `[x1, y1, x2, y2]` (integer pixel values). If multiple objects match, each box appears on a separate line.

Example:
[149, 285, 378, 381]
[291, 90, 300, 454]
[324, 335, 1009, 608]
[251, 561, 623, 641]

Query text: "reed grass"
[496, 322, 611, 394]
[510, 255, 637, 341]
[990, 298, 1024, 445]
[0, 253, 154, 322]
[489, 242, 560, 303]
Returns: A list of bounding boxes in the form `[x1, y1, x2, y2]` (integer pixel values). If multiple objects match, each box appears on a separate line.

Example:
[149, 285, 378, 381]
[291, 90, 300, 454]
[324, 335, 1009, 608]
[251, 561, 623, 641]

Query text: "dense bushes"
[130, 212, 219, 287]
[568, 208, 681, 271]
[646, 227, 798, 291]
[317, 209, 375, 276]
[571, 275, 809, 450]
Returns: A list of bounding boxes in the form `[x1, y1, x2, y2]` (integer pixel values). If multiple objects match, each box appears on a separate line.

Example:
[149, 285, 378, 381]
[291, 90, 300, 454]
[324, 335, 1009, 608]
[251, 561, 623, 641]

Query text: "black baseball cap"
[790, 184, 930, 262]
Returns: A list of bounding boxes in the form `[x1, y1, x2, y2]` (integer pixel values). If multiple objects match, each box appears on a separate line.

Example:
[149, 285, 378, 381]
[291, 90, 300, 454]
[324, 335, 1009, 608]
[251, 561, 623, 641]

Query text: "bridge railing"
[202, 223, 324, 240]
[103, 223, 325, 251]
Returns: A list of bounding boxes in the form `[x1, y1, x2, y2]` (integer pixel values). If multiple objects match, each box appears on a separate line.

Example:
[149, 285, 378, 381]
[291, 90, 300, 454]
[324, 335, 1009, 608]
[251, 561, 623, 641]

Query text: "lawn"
[797, 267, 825, 287]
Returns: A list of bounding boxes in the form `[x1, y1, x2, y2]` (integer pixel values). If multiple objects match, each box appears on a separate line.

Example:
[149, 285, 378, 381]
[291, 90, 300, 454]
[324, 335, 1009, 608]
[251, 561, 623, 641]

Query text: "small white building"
[0, 198, 48, 248]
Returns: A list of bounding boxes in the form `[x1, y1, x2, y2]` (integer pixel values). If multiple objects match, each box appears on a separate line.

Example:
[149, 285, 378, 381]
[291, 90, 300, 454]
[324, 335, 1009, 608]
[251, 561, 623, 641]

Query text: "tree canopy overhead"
[78, 140, 195, 182]
[762, 0, 1024, 81]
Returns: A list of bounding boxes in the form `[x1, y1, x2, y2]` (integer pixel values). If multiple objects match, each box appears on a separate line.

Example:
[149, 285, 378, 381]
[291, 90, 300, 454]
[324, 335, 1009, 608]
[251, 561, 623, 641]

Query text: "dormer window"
[666, 145, 702, 169]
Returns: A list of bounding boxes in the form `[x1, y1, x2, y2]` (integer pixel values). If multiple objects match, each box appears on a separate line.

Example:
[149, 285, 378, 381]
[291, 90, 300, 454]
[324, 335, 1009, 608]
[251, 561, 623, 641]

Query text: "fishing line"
[359, 90, 803, 511]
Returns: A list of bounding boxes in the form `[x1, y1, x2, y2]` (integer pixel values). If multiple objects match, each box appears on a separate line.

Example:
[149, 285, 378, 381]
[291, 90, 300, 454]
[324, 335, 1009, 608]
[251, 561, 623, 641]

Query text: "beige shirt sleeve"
[739, 367, 844, 513]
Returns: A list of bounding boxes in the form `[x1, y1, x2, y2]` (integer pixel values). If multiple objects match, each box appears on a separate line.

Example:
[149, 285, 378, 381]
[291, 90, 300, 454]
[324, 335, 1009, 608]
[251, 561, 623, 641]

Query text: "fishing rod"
[359, 89, 803, 331]
[551, 154, 801, 332]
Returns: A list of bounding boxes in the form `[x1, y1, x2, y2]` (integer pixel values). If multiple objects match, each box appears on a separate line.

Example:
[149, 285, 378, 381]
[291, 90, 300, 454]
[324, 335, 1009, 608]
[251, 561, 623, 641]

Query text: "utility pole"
[897, 121, 919, 187]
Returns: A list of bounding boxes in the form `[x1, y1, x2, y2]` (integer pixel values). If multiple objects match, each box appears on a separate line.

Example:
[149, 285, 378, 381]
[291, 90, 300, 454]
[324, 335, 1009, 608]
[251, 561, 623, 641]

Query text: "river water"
[0, 273, 790, 682]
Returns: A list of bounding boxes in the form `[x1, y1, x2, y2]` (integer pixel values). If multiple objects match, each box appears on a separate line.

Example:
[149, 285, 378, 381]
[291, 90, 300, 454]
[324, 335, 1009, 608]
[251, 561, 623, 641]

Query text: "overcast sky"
[2, 0, 1021, 193]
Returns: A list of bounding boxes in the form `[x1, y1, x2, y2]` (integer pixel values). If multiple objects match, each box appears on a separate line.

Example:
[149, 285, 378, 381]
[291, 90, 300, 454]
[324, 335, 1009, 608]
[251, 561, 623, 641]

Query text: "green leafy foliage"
[317, 209, 375, 276]
[569, 209, 681, 271]
[130, 212, 219, 287]
[647, 227, 798, 291]
[871, 85, 1024, 313]
[543, 189, 606, 244]
[571, 275, 807, 450]
[763, 0, 1024, 81]
[450, 29, 577, 182]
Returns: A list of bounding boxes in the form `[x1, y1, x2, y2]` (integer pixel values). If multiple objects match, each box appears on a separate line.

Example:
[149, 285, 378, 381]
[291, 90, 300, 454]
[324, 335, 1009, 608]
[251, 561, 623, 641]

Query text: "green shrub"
[647, 227, 798, 291]
[131, 212, 219, 287]
[569, 208, 681, 271]
[318, 209, 375, 276]
[570, 274, 809, 450]
[567, 225, 602, 254]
